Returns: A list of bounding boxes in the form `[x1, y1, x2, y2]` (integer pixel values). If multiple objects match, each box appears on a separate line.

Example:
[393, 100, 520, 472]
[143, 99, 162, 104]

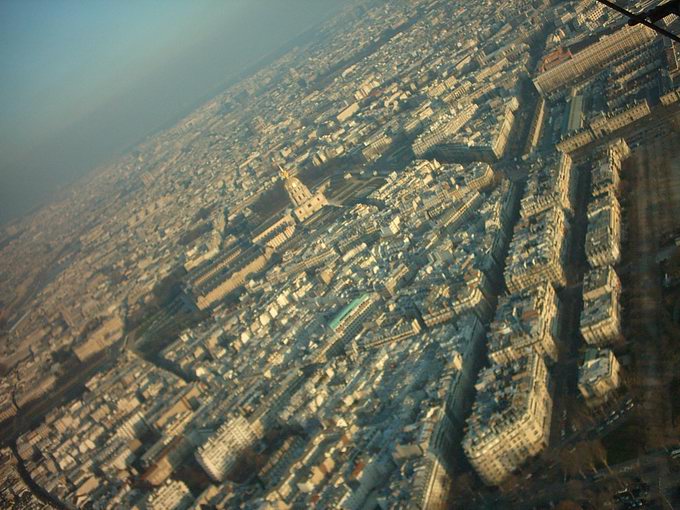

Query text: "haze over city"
[2, 0, 680, 508]
[0, 0, 344, 223]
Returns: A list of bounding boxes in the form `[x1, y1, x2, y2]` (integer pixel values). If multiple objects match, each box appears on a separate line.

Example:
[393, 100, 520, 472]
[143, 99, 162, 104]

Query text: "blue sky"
[0, 0, 342, 222]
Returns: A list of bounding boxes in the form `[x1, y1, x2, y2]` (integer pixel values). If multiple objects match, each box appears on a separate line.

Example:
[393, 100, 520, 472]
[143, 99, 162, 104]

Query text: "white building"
[487, 282, 561, 365]
[463, 353, 552, 486]
[195, 416, 263, 482]
[578, 348, 622, 407]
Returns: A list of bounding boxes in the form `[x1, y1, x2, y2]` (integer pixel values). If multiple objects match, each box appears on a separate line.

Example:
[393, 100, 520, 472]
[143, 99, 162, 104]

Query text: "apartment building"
[463, 353, 552, 486]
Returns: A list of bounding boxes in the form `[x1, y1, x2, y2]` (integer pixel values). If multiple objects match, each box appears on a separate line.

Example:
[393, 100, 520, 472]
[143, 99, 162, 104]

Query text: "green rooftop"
[329, 294, 371, 330]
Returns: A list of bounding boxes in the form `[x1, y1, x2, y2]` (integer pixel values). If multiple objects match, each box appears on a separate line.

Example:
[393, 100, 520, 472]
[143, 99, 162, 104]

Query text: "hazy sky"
[0, 0, 344, 223]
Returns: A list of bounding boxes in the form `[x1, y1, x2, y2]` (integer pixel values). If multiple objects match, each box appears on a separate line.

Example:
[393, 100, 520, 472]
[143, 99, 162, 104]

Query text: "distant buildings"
[337, 102, 360, 123]
[323, 293, 379, 360]
[5, 0, 666, 504]
[140, 436, 194, 487]
[14, 354, 191, 508]
[184, 166, 328, 310]
[252, 214, 296, 249]
[0, 447, 49, 509]
[330, 294, 377, 341]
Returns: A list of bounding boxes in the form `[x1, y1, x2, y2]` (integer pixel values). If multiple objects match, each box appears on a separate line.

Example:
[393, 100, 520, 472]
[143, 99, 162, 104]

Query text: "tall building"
[585, 192, 621, 268]
[520, 154, 574, 219]
[392, 406, 458, 509]
[487, 282, 561, 365]
[145, 479, 194, 510]
[504, 206, 569, 293]
[195, 416, 263, 482]
[578, 348, 622, 407]
[583, 265, 621, 301]
[580, 284, 624, 346]
[463, 353, 552, 486]
[280, 166, 328, 223]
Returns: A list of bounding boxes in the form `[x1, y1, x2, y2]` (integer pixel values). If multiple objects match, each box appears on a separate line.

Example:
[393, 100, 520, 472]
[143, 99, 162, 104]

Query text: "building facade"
[463, 353, 552, 486]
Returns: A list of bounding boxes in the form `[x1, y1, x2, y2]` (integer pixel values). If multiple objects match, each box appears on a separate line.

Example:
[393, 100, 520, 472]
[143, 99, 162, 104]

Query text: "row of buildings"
[462, 145, 577, 485]
[575, 139, 631, 408]
[581, 139, 629, 348]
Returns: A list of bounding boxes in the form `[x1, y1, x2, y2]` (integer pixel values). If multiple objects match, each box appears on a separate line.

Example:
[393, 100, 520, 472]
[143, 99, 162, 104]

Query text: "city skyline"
[0, 0, 346, 224]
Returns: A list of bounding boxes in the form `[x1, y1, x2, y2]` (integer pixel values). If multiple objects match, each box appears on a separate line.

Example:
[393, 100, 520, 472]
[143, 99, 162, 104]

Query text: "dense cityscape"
[2, 0, 680, 508]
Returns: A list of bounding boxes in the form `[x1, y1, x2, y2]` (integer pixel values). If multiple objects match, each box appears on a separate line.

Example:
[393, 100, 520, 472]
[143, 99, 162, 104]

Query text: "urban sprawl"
[2, 0, 680, 508]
